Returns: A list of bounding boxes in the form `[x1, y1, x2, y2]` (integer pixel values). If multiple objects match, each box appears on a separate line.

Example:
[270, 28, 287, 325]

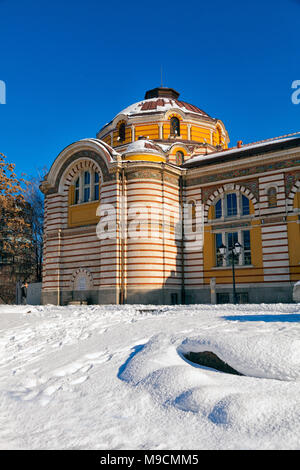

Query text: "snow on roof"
[185, 134, 300, 166]
[116, 97, 210, 118]
[124, 139, 165, 155]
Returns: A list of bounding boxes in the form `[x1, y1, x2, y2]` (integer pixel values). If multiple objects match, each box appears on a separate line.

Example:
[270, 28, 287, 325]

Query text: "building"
[40, 87, 300, 305]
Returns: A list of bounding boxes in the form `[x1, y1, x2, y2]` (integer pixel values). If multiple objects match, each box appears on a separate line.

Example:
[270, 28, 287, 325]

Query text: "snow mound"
[178, 333, 300, 382]
[118, 330, 300, 447]
[1, 303, 300, 449]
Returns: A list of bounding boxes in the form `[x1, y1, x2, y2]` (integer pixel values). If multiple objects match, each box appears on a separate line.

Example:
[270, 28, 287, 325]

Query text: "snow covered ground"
[1, 303, 300, 450]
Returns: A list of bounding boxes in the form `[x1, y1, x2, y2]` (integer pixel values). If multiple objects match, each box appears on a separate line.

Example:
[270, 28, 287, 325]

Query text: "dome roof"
[114, 87, 211, 120]
[124, 138, 165, 157]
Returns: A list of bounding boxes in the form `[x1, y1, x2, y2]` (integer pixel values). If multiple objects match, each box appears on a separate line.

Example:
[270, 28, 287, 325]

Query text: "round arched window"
[267, 187, 277, 208]
[118, 122, 126, 141]
[176, 151, 184, 165]
[170, 117, 180, 136]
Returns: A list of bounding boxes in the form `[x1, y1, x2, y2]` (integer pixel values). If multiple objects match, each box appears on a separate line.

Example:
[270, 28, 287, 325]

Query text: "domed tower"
[97, 87, 230, 164]
[41, 86, 230, 306]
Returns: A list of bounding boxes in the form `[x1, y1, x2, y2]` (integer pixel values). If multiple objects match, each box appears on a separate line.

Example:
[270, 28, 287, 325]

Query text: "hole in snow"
[183, 351, 243, 376]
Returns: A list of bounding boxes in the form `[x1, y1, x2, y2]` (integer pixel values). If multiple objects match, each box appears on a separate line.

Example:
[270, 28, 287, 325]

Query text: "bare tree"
[24, 168, 47, 282]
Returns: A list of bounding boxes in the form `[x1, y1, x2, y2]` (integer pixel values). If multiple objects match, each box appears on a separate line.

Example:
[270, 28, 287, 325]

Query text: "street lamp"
[218, 241, 242, 304]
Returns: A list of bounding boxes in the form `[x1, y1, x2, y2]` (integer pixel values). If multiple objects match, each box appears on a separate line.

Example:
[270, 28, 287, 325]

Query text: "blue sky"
[0, 0, 299, 178]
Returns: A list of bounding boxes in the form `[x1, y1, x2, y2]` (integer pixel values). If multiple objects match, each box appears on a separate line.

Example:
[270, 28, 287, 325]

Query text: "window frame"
[267, 186, 277, 208]
[72, 169, 101, 205]
[212, 192, 251, 220]
[214, 229, 252, 268]
[118, 122, 126, 142]
[170, 116, 180, 136]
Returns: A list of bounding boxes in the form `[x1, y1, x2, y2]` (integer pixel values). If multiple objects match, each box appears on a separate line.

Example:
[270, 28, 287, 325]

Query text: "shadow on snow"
[223, 314, 300, 323]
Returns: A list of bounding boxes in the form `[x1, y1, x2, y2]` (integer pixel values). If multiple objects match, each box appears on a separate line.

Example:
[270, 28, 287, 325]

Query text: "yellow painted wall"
[203, 202, 264, 285]
[293, 191, 300, 209]
[124, 153, 165, 162]
[113, 126, 131, 147]
[68, 201, 100, 227]
[287, 214, 300, 281]
[101, 134, 112, 145]
[68, 186, 75, 206]
[163, 122, 171, 139]
[135, 124, 159, 141]
[68, 186, 100, 227]
[191, 126, 211, 143]
[179, 123, 188, 139]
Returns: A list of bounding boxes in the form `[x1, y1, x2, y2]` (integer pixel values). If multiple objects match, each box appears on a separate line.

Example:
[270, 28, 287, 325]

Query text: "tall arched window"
[74, 177, 80, 204]
[176, 151, 184, 165]
[267, 187, 277, 208]
[118, 122, 126, 142]
[217, 126, 222, 145]
[94, 172, 100, 201]
[83, 171, 91, 202]
[170, 117, 180, 136]
[213, 193, 251, 219]
[72, 170, 100, 205]
[188, 200, 196, 232]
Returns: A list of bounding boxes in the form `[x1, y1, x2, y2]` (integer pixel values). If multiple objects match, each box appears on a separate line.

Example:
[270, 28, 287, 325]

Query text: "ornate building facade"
[40, 87, 300, 304]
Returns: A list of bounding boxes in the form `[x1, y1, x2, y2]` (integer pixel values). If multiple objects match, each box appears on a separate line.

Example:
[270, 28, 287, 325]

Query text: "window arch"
[170, 116, 180, 136]
[267, 187, 277, 208]
[213, 192, 251, 219]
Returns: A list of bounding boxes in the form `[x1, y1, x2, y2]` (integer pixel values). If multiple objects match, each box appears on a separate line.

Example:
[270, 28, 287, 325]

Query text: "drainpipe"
[120, 167, 126, 304]
[180, 175, 185, 304]
[57, 228, 61, 305]
[116, 168, 122, 304]
[161, 165, 166, 303]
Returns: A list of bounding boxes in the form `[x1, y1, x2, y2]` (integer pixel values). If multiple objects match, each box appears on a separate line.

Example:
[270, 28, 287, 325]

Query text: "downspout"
[180, 174, 185, 304]
[57, 228, 61, 305]
[161, 164, 166, 303]
[121, 166, 126, 304]
[117, 168, 122, 304]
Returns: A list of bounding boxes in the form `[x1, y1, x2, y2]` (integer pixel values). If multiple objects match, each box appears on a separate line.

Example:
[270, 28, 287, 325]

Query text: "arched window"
[242, 195, 250, 215]
[217, 126, 222, 145]
[94, 172, 100, 201]
[176, 151, 184, 165]
[188, 200, 196, 232]
[118, 122, 126, 142]
[83, 171, 91, 202]
[170, 117, 180, 136]
[226, 193, 237, 216]
[267, 187, 277, 208]
[71, 170, 100, 205]
[213, 193, 251, 219]
[74, 177, 80, 204]
[215, 199, 222, 219]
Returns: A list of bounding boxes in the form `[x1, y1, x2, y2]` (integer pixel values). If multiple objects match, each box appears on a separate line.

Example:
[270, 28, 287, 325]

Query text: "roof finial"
[160, 65, 163, 88]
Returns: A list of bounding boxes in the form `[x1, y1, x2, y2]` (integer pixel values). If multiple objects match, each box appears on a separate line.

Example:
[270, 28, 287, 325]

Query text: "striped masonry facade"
[259, 172, 290, 282]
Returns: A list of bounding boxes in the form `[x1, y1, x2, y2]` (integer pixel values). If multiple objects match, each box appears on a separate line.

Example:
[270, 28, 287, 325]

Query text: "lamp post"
[218, 241, 242, 304]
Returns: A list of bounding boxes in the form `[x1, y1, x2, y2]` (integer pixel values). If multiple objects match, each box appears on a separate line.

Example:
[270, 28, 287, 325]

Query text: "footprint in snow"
[9, 350, 110, 406]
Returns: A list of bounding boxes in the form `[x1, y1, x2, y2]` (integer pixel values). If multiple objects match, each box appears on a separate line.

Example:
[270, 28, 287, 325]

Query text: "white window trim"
[72, 169, 100, 206]
[213, 192, 251, 221]
[215, 228, 252, 268]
